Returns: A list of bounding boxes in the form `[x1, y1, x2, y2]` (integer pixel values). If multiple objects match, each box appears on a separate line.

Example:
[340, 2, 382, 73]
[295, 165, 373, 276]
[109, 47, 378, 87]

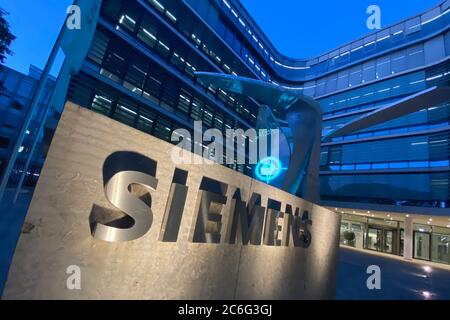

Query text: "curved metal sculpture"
[196, 72, 450, 205]
[196, 72, 323, 203]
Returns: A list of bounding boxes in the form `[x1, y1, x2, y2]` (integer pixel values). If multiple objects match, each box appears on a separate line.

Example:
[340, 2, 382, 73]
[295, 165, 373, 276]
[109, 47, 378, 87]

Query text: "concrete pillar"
[404, 216, 414, 260]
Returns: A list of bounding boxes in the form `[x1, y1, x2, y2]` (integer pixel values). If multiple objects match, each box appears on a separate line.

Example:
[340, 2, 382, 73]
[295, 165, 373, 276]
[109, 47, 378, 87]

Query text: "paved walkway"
[337, 246, 450, 300]
[0, 189, 33, 296]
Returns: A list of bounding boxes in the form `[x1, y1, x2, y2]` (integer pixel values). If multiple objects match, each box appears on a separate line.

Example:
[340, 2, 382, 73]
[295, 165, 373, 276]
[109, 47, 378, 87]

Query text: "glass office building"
[65, 0, 450, 213]
[0, 65, 56, 187]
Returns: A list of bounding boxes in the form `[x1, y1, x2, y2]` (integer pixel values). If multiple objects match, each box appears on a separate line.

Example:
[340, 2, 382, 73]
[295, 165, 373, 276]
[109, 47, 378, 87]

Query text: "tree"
[0, 8, 15, 63]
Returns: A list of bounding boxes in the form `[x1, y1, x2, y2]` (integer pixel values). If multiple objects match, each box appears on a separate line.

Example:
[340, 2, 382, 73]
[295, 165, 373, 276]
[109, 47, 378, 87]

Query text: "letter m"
[225, 192, 266, 245]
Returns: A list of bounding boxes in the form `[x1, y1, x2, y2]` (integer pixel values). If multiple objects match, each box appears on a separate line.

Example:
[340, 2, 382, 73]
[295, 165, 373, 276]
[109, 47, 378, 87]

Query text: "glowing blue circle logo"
[255, 157, 285, 184]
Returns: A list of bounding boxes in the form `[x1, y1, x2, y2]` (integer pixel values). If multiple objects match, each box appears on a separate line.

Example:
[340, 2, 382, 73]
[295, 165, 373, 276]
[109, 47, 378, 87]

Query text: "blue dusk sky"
[1, 0, 443, 75]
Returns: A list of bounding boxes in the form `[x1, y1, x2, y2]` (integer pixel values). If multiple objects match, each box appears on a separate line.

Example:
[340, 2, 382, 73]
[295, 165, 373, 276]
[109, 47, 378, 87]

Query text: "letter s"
[299, 210, 312, 248]
[90, 152, 158, 242]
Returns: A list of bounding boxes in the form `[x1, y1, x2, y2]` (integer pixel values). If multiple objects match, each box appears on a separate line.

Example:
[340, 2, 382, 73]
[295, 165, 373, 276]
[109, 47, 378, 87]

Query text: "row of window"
[184, 0, 271, 81]
[220, 0, 450, 81]
[100, 4, 259, 126]
[323, 160, 450, 172]
[68, 73, 254, 177]
[325, 120, 449, 142]
[104, 0, 255, 84]
[87, 27, 255, 132]
[322, 133, 450, 166]
[320, 172, 449, 203]
[135, 0, 450, 102]
[318, 70, 429, 114]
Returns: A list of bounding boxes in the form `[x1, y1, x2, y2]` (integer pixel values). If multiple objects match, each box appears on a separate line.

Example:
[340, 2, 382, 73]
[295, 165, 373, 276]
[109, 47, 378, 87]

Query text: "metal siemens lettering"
[90, 151, 312, 247]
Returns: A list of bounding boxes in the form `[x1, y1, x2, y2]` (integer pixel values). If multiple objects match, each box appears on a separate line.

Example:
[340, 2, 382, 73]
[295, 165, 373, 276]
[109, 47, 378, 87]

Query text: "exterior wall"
[3, 103, 341, 299]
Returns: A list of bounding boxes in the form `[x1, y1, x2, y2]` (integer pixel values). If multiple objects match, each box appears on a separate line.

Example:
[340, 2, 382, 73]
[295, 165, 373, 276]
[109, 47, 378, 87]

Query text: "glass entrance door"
[366, 228, 382, 251]
[384, 229, 393, 254]
[414, 231, 431, 261]
[365, 226, 398, 254]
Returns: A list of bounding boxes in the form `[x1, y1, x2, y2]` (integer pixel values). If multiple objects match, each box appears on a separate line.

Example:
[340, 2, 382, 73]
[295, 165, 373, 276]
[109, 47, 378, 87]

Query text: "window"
[337, 70, 349, 90]
[91, 94, 113, 116]
[349, 66, 362, 86]
[136, 109, 155, 134]
[114, 99, 138, 126]
[153, 118, 172, 141]
[376, 56, 391, 78]
[11, 101, 23, 110]
[362, 61, 376, 83]
[391, 50, 407, 74]
[372, 163, 389, 169]
[119, 14, 137, 33]
[0, 136, 10, 149]
[137, 25, 157, 48]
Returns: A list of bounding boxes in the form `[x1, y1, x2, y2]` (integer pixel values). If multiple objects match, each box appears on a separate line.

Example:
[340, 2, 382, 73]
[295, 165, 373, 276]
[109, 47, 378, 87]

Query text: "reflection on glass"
[366, 228, 382, 251]
[431, 233, 450, 264]
[414, 232, 430, 260]
[384, 230, 393, 253]
[400, 229, 404, 256]
[351, 223, 364, 249]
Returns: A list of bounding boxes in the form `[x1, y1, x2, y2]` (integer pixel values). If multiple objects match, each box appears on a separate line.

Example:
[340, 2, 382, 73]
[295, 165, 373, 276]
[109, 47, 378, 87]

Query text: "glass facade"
[414, 224, 450, 264]
[64, 0, 450, 211]
[0, 66, 56, 187]
[340, 214, 450, 265]
[340, 213, 403, 255]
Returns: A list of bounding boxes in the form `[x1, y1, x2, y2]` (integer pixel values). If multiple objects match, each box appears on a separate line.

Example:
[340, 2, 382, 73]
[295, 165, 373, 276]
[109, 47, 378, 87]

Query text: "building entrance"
[365, 225, 400, 255]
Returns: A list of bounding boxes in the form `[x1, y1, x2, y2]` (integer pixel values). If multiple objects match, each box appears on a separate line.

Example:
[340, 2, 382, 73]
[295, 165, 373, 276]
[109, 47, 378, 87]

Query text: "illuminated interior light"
[165, 11, 177, 22]
[421, 13, 442, 26]
[95, 95, 112, 103]
[139, 115, 153, 123]
[411, 141, 428, 146]
[426, 74, 443, 81]
[124, 15, 136, 24]
[158, 41, 170, 51]
[119, 105, 137, 115]
[150, 0, 165, 11]
[376, 35, 390, 42]
[408, 24, 421, 30]
[351, 46, 363, 52]
[410, 79, 425, 85]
